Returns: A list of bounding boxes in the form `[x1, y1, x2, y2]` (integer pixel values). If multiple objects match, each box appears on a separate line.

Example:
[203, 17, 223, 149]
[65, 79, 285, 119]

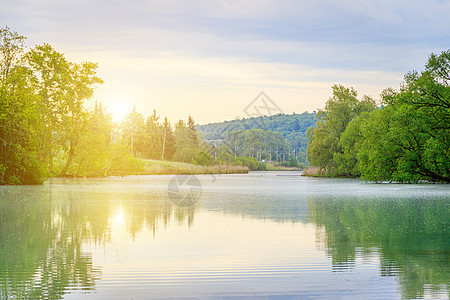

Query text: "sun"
[109, 99, 132, 123]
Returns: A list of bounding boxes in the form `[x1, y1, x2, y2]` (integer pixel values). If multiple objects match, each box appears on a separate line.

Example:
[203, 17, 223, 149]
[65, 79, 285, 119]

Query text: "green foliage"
[198, 112, 315, 162]
[357, 51, 450, 183]
[225, 129, 287, 161]
[122, 106, 146, 157]
[307, 85, 376, 175]
[25, 43, 103, 176]
[0, 28, 48, 184]
[162, 117, 176, 160]
[1, 27, 146, 183]
[308, 50, 450, 182]
[237, 156, 267, 171]
[333, 112, 371, 177]
[357, 107, 399, 182]
[287, 156, 299, 168]
[192, 151, 211, 166]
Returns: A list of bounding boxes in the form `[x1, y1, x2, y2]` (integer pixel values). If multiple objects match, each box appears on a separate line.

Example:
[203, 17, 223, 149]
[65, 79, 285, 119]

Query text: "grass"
[141, 159, 249, 175]
[301, 166, 321, 176]
[265, 163, 303, 171]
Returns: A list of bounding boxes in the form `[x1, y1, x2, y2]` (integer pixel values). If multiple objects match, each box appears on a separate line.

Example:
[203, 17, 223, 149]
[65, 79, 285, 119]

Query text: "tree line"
[0, 26, 276, 185]
[120, 107, 207, 164]
[198, 112, 316, 161]
[0, 27, 217, 184]
[307, 50, 450, 183]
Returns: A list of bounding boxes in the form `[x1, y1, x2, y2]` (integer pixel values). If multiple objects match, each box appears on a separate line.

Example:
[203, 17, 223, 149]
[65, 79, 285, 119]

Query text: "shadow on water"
[307, 195, 449, 299]
[0, 181, 195, 299]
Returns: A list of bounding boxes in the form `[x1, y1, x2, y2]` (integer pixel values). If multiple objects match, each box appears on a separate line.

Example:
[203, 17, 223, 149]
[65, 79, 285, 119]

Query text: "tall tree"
[161, 117, 176, 160]
[25, 44, 103, 175]
[357, 51, 450, 183]
[0, 27, 48, 184]
[307, 85, 376, 175]
[173, 120, 189, 162]
[121, 106, 146, 157]
[187, 115, 198, 145]
[144, 109, 163, 159]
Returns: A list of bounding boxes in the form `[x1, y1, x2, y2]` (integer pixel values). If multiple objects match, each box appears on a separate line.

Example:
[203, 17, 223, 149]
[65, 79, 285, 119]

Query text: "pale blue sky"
[2, 0, 449, 123]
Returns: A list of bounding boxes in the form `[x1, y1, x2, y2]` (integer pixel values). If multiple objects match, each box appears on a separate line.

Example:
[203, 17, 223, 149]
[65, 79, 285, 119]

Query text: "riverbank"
[141, 159, 249, 175]
[265, 163, 302, 171]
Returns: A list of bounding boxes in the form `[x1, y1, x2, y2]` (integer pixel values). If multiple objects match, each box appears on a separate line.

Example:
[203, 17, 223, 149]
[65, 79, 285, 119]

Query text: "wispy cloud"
[2, 0, 449, 123]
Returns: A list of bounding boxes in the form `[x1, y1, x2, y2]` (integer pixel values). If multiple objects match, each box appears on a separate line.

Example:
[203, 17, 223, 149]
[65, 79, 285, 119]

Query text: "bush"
[192, 151, 212, 166]
[237, 157, 266, 171]
[288, 157, 299, 168]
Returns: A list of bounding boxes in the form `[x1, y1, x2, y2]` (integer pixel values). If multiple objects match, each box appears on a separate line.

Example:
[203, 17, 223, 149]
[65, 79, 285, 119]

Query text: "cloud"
[2, 0, 449, 123]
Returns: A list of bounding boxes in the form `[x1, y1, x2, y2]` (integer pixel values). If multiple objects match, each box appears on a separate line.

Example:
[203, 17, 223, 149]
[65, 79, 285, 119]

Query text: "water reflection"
[307, 196, 449, 299]
[0, 180, 195, 299]
[0, 176, 448, 299]
[0, 187, 99, 299]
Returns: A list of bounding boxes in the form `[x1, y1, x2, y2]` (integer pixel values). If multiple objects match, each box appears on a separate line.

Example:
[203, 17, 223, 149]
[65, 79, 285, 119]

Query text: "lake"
[0, 172, 448, 299]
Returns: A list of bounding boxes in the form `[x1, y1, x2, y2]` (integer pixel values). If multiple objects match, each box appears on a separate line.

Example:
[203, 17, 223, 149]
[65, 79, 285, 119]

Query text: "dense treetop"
[306, 50, 450, 183]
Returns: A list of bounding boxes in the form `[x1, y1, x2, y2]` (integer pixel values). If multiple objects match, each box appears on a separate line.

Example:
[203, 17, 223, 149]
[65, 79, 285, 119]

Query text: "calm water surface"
[0, 172, 448, 299]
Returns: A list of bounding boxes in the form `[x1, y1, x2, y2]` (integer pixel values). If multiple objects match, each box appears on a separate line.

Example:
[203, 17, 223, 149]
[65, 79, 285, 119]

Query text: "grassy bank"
[302, 166, 320, 176]
[141, 159, 249, 175]
[265, 163, 301, 171]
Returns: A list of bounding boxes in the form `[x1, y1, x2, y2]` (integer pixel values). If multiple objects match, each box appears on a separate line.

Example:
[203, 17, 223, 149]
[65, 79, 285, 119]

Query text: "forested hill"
[198, 112, 315, 138]
[197, 112, 316, 153]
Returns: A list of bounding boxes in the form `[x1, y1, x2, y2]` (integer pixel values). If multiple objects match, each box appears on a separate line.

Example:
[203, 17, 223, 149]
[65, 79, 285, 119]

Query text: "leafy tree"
[25, 43, 103, 175]
[0, 27, 48, 184]
[68, 102, 111, 176]
[192, 151, 211, 166]
[357, 52, 450, 182]
[333, 112, 371, 177]
[288, 156, 299, 168]
[307, 85, 376, 175]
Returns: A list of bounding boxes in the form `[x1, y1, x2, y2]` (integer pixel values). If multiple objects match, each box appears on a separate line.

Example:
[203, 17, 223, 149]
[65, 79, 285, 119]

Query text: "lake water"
[0, 172, 448, 299]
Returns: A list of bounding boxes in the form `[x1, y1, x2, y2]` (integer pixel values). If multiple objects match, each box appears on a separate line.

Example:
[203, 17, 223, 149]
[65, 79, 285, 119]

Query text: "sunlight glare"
[110, 99, 132, 123]
[111, 207, 126, 227]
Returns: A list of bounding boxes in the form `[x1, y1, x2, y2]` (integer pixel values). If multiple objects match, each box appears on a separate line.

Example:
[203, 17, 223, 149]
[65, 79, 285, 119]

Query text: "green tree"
[357, 51, 450, 183]
[121, 106, 146, 157]
[162, 117, 176, 160]
[333, 112, 371, 177]
[187, 114, 198, 145]
[173, 116, 202, 163]
[25, 43, 103, 175]
[192, 151, 211, 166]
[173, 120, 189, 162]
[0, 27, 48, 184]
[68, 102, 112, 176]
[144, 109, 163, 159]
[307, 85, 376, 175]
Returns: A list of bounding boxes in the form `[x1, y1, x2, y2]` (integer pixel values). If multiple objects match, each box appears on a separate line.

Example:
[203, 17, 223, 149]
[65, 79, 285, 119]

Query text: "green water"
[0, 172, 448, 299]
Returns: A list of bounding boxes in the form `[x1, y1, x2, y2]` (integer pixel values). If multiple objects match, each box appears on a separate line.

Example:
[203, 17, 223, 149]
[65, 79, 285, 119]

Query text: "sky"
[2, 0, 449, 124]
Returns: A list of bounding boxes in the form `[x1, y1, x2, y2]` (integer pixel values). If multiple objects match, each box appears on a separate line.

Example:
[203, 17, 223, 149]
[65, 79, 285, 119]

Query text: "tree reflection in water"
[0, 182, 195, 299]
[307, 196, 449, 299]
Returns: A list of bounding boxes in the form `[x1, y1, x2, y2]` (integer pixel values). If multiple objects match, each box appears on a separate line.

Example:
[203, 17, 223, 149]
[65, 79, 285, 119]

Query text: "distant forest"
[197, 112, 316, 163]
